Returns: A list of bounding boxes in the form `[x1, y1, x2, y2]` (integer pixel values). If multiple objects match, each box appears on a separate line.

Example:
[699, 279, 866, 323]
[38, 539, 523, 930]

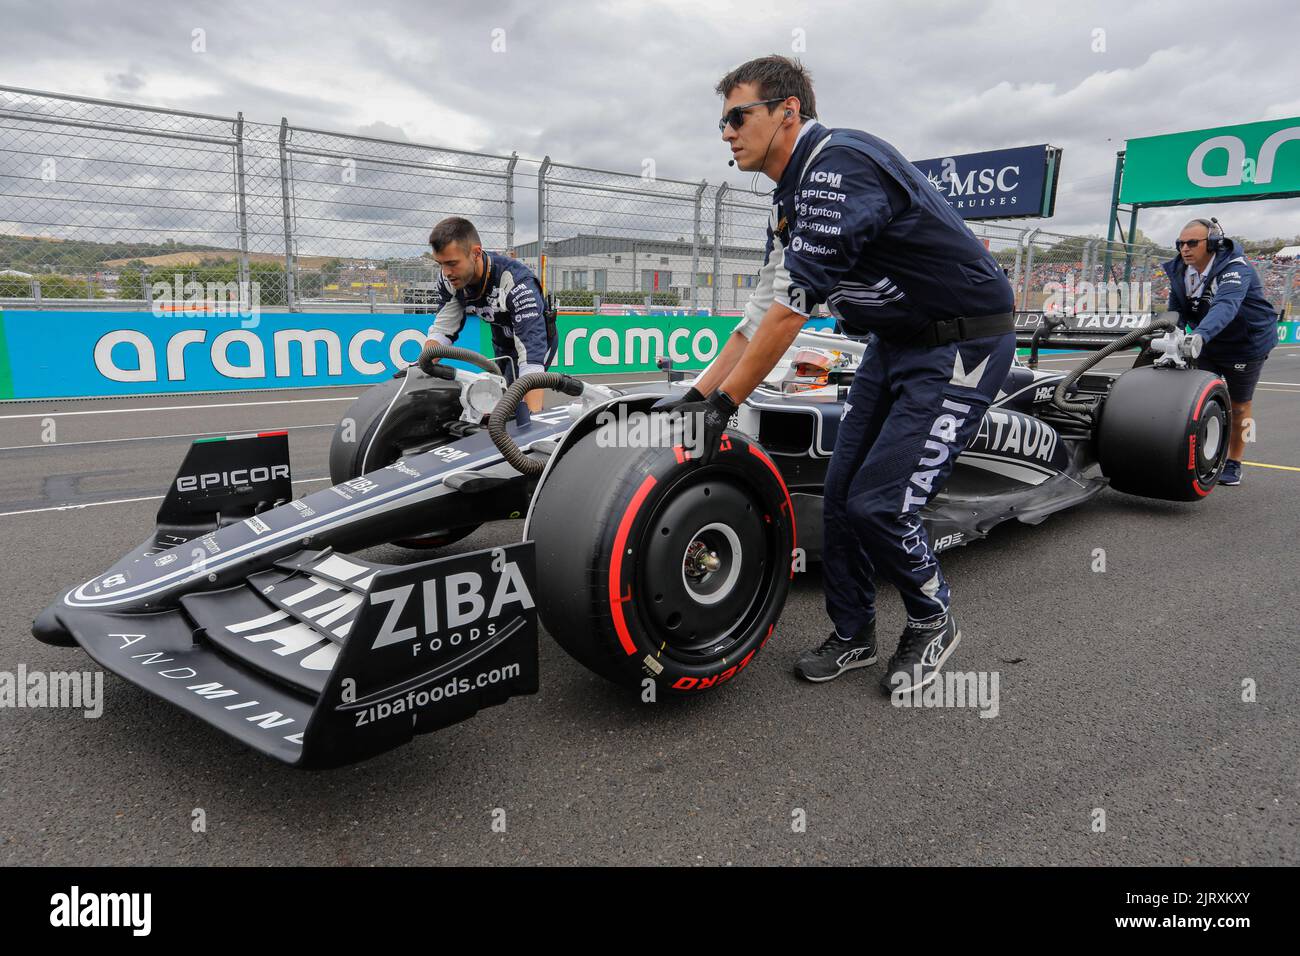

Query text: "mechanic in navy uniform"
[419, 217, 557, 413]
[1162, 218, 1278, 486]
[657, 56, 1016, 696]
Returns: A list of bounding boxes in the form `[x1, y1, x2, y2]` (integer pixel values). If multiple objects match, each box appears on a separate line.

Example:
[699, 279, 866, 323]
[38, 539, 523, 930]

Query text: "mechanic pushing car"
[1161, 218, 1278, 486]
[655, 56, 1016, 696]
[419, 217, 558, 413]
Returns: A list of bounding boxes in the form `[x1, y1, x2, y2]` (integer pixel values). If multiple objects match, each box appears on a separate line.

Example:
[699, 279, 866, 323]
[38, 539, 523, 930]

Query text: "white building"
[514, 235, 766, 309]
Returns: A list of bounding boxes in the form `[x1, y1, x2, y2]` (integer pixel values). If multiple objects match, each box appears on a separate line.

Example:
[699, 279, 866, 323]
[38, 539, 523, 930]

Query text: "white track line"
[0, 396, 359, 421]
[0, 423, 335, 452]
[0, 476, 332, 519]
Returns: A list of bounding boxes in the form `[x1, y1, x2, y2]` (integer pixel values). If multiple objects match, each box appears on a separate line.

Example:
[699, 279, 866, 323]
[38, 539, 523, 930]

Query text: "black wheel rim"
[635, 471, 776, 663]
[1195, 399, 1229, 485]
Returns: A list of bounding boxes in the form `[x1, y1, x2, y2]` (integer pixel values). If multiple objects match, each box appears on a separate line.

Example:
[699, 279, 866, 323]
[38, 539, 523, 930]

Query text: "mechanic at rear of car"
[657, 55, 1016, 696]
[419, 216, 558, 413]
[1162, 218, 1278, 486]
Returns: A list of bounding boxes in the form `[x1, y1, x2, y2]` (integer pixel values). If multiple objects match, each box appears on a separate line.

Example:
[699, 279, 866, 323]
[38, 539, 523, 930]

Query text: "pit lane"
[1, 352, 1297, 865]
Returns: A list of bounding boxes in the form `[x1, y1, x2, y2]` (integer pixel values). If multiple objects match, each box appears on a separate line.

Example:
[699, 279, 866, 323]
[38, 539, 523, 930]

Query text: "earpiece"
[784, 109, 793, 117]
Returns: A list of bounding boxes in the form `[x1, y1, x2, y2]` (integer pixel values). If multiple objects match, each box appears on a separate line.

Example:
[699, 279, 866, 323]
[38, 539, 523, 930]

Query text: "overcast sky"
[4, 0, 1299, 245]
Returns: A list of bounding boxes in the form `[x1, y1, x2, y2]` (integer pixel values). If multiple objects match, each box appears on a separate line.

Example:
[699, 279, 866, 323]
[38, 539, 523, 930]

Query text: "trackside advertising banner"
[0, 308, 1289, 400]
[0, 309, 832, 400]
[0, 310, 478, 399]
[911, 144, 1060, 220]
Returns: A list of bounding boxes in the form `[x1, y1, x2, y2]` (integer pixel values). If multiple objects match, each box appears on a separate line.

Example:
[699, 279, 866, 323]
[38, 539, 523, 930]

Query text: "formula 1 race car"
[32, 314, 1230, 767]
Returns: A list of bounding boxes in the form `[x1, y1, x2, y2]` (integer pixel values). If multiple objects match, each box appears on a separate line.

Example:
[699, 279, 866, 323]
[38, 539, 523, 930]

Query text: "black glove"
[417, 339, 442, 376]
[650, 385, 704, 413]
[676, 389, 739, 465]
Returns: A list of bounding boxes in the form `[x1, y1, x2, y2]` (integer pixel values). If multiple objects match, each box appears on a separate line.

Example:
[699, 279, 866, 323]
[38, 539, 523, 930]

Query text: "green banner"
[0, 310, 12, 400]
[1278, 321, 1300, 345]
[1121, 117, 1300, 206]
[491, 312, 754, 375]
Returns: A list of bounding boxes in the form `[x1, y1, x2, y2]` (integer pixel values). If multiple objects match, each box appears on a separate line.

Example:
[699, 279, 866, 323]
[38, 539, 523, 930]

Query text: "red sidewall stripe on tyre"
[609, 474, 659, 656]
[747, 443, 797, 573]
[1190, 378, 1224, 498]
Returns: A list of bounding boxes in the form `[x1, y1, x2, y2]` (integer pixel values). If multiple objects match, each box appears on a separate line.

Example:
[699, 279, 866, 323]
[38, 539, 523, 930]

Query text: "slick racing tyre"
[329, 374, 480, 547]
[1097, 367, 1231, 501]
[529, 422, 796, 694]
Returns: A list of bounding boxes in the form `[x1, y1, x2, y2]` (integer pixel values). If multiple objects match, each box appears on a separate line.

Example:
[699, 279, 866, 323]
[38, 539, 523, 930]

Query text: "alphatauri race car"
[32, 313, 1230, 767]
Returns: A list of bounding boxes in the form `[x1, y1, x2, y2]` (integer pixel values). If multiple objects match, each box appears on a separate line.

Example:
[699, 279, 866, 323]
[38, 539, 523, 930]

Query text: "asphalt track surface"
[2, 351, 1297, 866]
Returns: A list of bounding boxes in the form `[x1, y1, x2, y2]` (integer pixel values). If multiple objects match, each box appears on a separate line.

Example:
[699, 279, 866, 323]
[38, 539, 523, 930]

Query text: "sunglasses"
[718, 98, 785, 133]
[1175, 239, 1203, 250]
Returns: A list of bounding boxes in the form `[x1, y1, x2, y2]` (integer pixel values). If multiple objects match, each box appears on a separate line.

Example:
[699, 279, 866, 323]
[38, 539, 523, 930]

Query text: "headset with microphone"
[1191, 217, 1227, 254]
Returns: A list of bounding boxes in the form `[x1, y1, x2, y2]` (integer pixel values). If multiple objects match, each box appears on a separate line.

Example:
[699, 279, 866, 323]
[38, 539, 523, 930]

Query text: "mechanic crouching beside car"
[1162, 218, 1278, 486]
[655, 55, 1016, 697]
[418, 217, 558, 413]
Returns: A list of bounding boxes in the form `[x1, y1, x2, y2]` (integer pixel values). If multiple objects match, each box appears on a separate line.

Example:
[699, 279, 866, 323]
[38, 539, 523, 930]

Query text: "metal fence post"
[1020, 228, 1040, 311]
[142, 266, 152, 309]
[1284, 261, 1298, 319]
[31, 277, 41, 307]
[711, 183, 728, 315]
[536, 156, 551, 279]
[505, 152, 518, 252]
[1011, 227, 1027, 305]
[233, 112, 251, 303]
[278, 118, 297, 311]
[690, 180, 706, 310]
[1103, 150, 1125, 281]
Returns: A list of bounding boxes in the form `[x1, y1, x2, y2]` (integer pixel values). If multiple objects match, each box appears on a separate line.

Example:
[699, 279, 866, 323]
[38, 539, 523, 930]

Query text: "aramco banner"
[0, 309, 832, 399]
[1120, 117, 1300, 205]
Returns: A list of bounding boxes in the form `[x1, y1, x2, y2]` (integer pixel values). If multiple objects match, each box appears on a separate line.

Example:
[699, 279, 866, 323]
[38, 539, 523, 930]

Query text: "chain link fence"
[707, 184, 768, 313]
[3, 84, 1297, 319]
[524, 160, 707, 309]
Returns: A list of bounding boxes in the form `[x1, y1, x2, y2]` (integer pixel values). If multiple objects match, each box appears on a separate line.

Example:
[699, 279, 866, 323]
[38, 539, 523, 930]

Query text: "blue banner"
[0, 310, 476, 399]
[912, 144, 1055, 220]
[0, 309, 844, 400]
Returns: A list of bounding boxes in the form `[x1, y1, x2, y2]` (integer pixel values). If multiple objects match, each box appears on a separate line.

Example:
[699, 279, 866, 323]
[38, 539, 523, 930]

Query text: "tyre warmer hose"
[424, 343, 503, 377]
[488, 372, 586, 475]
[1051, 315, 1176, 415]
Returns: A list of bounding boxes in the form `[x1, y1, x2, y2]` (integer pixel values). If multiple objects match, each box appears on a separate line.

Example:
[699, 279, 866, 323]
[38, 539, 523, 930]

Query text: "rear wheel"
[1097, 367, 1230, 500]
[529, 425, 796, 694]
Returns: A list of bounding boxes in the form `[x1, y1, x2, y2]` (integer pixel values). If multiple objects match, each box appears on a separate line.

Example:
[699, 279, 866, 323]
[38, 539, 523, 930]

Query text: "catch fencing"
[2, 85, 1297, 317]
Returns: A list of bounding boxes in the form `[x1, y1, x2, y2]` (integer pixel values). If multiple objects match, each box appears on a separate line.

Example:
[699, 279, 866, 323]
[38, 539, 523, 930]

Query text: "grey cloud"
[3, 0, 1298, 244]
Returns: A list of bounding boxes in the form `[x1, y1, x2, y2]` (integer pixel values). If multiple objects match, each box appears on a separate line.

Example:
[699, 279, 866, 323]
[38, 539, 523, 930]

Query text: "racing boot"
[794, 620, 877, 682]
[879, 612, 961, 697]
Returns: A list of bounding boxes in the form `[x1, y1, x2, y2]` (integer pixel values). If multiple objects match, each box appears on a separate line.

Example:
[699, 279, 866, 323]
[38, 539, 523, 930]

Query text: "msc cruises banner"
[912, 144, 1060, 220]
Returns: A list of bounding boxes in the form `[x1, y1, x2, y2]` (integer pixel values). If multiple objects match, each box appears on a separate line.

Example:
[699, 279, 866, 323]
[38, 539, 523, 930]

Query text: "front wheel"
[529, 424, 796, 694]
[1097, 367, 1231, 500]
[329, 374, 482, 544]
